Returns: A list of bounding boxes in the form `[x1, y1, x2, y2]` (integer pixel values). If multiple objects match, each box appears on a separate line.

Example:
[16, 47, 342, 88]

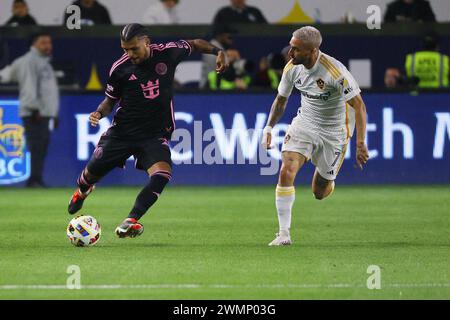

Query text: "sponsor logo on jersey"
[140, 79, 160, 99]
[344, 86, 353, 95]
[339, 77, 353, 95]
[298, 90, 332, 101]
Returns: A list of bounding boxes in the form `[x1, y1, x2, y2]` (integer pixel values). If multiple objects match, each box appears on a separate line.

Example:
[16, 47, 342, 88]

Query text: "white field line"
[0, 283, 449, 290]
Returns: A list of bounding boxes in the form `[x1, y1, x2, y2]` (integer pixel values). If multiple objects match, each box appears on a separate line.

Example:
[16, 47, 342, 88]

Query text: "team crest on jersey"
[316, 78, 325, 90]
[140, 79, 160, 99]
[284, 134, 291, 144]
[155, 63, 167, 75]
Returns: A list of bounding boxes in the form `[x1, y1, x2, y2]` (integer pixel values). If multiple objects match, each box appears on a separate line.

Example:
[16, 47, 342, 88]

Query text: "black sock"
[77, 170, 98, 193]
[128, 171, 172, 220]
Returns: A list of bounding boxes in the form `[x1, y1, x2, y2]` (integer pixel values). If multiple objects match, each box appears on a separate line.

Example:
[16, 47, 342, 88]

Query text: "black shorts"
[86, 132, 172, 177]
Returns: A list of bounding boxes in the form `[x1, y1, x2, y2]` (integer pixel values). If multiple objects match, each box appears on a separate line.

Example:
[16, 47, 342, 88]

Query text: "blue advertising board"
[0, 100, 30, 185]
[0, 93, 449, 186]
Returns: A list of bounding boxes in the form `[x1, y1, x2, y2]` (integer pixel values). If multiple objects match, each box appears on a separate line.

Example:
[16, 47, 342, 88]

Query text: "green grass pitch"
[0, 185, 449, 299]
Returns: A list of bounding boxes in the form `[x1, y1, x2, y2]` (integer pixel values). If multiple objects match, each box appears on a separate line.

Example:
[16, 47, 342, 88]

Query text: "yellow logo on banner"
[86, 64, 103, 91]
[279, 0, 314, 24]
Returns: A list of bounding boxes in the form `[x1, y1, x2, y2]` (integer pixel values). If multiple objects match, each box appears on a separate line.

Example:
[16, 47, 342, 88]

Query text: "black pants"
[22, 116, 50, 184]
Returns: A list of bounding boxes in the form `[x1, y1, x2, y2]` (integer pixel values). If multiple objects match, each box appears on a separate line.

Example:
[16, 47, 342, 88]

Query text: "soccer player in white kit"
[261, 26, 369, 246]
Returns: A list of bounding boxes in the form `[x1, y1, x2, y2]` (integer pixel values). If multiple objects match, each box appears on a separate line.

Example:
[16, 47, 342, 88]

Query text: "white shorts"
[281, 124, 349, 181]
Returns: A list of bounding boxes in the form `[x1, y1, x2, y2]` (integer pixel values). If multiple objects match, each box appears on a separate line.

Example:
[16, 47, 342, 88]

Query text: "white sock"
[275, 185, 295, 234]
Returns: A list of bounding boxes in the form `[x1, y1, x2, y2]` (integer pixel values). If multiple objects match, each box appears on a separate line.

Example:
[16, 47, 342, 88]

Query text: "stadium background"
[1, 0, 449, 187]
[0, 0, 449, 301]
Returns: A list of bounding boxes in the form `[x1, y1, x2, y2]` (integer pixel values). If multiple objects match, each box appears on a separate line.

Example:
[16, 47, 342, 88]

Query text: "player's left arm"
[186, 39, 228, 73]
[347, 94, 369, 169]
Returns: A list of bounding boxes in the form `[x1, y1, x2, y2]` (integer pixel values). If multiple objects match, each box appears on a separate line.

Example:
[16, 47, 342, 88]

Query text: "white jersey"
[278, 51, 360, 140]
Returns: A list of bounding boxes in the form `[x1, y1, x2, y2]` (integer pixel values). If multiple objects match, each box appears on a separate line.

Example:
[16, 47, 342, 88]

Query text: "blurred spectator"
[405, 33, 449, 89]
[384, 67, 420, 89]
[5, 0, 37, 26]
[384, 68, 401, 89]
[341, 11, 356, 24]
[142, 0, 180, 25]
[254, 53, 285, 89]
[0, 37, 10, 69]
[208, 49, 252, 90]
[384, 0, 435, 23]
[213, 0, 267, 26]
[63, 0, 112, 26]
[0, 33, 59, 187]
[200, 24, 235, 89]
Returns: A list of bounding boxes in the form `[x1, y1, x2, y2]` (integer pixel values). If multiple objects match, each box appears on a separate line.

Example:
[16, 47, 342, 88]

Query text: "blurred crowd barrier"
[1, 23, 449, 90]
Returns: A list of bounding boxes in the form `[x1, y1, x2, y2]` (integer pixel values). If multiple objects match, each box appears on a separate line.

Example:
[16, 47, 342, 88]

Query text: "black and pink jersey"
[105, 39, 192, 139]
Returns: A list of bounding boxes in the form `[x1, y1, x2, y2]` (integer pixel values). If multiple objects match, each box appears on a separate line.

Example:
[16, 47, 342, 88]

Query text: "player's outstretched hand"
[216, 50, 228, 74]
[356, 142, 369, 169]
[261, 126, 273, 150]
[89, 111, 102, 127]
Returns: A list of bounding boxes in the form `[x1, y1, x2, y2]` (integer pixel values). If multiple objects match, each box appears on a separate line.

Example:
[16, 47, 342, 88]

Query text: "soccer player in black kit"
[68, 23, 228, 238]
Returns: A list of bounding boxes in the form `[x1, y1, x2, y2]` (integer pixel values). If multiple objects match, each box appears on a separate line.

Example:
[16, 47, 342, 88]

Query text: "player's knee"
[280, 166, 296, 184]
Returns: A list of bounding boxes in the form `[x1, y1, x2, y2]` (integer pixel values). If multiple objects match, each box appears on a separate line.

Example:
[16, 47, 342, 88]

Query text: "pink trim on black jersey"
[170, 99, 176, 132]
[105, 91, 119, 100]
[150, 40, 190, 54]
[150, 43, 177, 52]
[180, 40, 192, 55]
[109, 54, 129, 76]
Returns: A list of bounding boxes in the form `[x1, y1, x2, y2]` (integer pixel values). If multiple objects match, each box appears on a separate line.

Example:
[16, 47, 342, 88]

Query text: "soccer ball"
[66, 215, 101, 247]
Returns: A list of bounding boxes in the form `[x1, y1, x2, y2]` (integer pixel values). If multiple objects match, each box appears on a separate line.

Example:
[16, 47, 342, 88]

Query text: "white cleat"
[268, 230, 292, 246]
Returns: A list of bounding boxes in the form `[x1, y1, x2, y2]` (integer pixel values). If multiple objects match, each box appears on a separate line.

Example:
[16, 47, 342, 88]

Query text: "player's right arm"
[89, 97, 116, 127]
[262, 60, 294, 149]
[262, 95, 289, 149]
[89, 61, 123, 127]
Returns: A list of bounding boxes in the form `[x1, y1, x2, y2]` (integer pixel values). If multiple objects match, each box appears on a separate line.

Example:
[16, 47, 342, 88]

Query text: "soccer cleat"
[67, 186, 94, 214]
[268, 230, 292, 246]
[115, 218, 144, 238]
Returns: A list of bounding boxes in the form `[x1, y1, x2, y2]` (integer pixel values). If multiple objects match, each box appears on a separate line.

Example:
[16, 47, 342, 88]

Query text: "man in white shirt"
[261, 26, 369, 246]
[142, 0, 180, 25]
